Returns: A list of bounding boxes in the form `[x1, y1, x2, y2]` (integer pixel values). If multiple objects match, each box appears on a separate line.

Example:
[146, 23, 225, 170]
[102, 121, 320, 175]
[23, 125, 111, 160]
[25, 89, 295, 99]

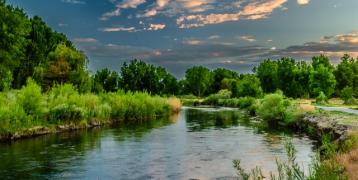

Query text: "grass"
[0, 81, 181, 140]
[234, 136, 353, 180]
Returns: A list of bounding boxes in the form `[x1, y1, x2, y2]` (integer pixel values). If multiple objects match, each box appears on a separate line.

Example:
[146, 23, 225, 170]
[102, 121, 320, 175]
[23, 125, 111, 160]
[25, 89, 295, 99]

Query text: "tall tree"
[255, 59, 278, 93]
[309, 64, 336, 97]
[184, 66, 212, 97]
[93, 68, 120, 93]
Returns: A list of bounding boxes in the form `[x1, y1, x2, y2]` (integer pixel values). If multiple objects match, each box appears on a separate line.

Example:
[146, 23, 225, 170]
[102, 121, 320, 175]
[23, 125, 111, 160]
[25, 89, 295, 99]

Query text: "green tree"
[44, 43, 88, 90]
[93, 68, 120, 93]
[255, 59, 278, 93]
[184, 66, 212, 97]
[341, 86, 355, 105]
[309, 64, 336, 97]
[211, 68, 238, 93]
[234, 75, 263, 98]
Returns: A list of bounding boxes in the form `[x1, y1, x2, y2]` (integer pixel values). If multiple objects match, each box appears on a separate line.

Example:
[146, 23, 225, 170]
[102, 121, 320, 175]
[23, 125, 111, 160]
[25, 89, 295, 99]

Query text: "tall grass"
[0, 81, 180, 138]
[234, 137, 348, 180]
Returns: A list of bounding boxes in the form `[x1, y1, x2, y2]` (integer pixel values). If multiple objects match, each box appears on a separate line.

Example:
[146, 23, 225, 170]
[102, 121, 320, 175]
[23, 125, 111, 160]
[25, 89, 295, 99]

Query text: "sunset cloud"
[297, 0, 310, 5]
[147, 23, 166, 31]
[176, 0, 287, 28]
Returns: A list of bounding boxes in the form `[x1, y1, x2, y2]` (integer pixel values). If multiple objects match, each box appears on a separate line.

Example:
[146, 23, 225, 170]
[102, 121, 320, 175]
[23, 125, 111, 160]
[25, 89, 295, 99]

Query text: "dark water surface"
[0, 107, 317, 179]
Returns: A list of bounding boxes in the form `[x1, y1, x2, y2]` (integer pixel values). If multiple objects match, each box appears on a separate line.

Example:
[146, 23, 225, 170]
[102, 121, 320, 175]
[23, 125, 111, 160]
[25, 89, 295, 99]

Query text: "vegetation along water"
[1, 1, 358, 179]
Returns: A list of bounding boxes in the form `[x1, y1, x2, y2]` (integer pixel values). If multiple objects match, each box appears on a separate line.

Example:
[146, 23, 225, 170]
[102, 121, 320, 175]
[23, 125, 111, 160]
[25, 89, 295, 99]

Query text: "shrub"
[49, 104, 84, 122]
[256, 92, 290, 124]
[16, 79, 44, 118]
[203, 89, 232, 105]
[316, 91, 328, 105]
[341, 86, 355, 105]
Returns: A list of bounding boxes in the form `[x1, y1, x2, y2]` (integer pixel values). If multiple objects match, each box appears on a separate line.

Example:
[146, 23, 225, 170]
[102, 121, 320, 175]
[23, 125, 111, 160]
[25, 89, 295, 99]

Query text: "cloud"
[208, 35, 220, 40]
[183, 39, 203, 45]
[176, 0, 287, 28]
[335, 32, 358, 44]
[239, 35, 257, 42]
[297, 0, 310, 5]
[80, 31, 358, 77]
[100, 27, 138, 32]
[74, 38, 98, 43]
[100, 0, 146, 20]
[100, 23, 166, 32]
[61, 0, 86, 4]
[147, 23, 166, 31]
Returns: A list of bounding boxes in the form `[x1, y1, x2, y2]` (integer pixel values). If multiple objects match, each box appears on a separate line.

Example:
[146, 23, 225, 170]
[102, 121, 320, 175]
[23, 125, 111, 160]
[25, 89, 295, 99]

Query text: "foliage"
[341, 86, 356, 105]
[234, 75, 263, 98]
[120, 59, 178, 95]
[184, 66, 213, 97]
[0, 83, 178, 136]
[255, 59, 278, 93]
[0, 69, 12, 91]
[316, 91, 328, 105]
[309, 64, 336, 98]
[203, 89, 232, 105]
[256, 92, 291, 124]
[211, 68, 238, 93]
[234, 138, 347, 180]
[16, 79, 44, 118]
[92, 68, 120, 93]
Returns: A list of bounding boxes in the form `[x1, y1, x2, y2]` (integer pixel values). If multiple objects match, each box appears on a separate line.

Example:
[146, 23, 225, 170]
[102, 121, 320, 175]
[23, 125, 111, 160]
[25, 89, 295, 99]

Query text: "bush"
[256, 92, 290, 124]
[203, 89, 232, 105]
[16, 79, 44, 118]
[341, 86, 355, 105]
[49, 104, 84, 122]
[316, 91, 328, 105]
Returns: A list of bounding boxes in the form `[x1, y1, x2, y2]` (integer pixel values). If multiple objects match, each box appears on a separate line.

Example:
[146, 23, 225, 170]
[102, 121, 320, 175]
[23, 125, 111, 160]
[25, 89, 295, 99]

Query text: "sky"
[7, 0, 358, 78]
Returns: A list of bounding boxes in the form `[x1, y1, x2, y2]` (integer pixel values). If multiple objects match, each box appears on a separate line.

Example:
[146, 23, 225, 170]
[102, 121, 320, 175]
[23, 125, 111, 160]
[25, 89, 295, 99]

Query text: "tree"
[309, 64, 336, 97]
[312, 54, 334, 70]
[44, 43, 89, 91]
[120, 60, 177, 95]
[93, 68, 120, 93]
[334, 54, 358, 96]
[234, 75, 263, 98]
[256, 59, 278, 93]
[341, 86, 355, 105]
[184, 66, 212, 97]
[211, 68, 238, 93]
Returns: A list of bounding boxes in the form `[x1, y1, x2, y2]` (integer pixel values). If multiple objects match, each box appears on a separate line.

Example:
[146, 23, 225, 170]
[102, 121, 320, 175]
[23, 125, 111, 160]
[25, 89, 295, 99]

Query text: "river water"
[0, 107, 317, 179]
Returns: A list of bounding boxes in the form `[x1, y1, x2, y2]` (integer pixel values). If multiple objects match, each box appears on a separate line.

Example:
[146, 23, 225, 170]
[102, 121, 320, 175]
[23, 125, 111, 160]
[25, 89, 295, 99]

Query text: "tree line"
[1, 1, 358, 100]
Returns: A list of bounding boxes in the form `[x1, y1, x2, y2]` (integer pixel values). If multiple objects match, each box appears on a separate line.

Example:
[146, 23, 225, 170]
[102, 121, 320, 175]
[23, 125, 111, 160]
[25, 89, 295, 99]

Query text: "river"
[0, 107, 317, 179]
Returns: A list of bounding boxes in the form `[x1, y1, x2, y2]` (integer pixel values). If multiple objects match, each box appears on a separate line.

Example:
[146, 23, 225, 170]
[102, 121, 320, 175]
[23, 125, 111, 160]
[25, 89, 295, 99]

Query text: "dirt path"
[316, 106, 358, 115]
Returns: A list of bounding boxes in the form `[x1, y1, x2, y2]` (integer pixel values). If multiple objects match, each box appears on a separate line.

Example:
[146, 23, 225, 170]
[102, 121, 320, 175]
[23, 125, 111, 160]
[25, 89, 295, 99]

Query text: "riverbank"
[182, 93, 358, 179]
[0, 81, 181, 142]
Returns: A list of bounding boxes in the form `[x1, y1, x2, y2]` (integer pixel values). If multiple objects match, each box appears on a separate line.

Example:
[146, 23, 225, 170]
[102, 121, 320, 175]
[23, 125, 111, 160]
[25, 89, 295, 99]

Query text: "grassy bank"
[184, 91, 358, 179]
[0, 80, 181, 141]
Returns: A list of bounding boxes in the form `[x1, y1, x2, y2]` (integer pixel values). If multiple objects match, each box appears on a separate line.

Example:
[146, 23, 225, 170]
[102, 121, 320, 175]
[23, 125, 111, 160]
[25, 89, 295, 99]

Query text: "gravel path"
[316, 106, 358, 115]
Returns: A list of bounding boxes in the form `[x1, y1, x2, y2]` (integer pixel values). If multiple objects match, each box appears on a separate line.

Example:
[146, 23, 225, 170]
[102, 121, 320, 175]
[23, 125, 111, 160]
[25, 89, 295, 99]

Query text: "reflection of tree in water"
[111, 117, 173, 141]
[0, 117, 175, 179]
[0, 129, 102, 179]
[185, 109, 243, 131]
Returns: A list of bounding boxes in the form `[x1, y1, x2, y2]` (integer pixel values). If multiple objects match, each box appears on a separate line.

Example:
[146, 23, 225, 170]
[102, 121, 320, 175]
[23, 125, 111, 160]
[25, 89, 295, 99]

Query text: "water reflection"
[0, 107, 316, 179]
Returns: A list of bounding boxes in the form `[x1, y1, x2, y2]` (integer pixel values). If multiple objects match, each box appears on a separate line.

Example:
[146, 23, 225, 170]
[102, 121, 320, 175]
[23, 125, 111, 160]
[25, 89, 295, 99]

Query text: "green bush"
[316, 91, 328, 105]
[341, 86, 355, 105]
[203, 89, 232, 105]
[49, 104, 84, 122]
[256, 92, 290, 124]
[16, 79, 44, 118]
